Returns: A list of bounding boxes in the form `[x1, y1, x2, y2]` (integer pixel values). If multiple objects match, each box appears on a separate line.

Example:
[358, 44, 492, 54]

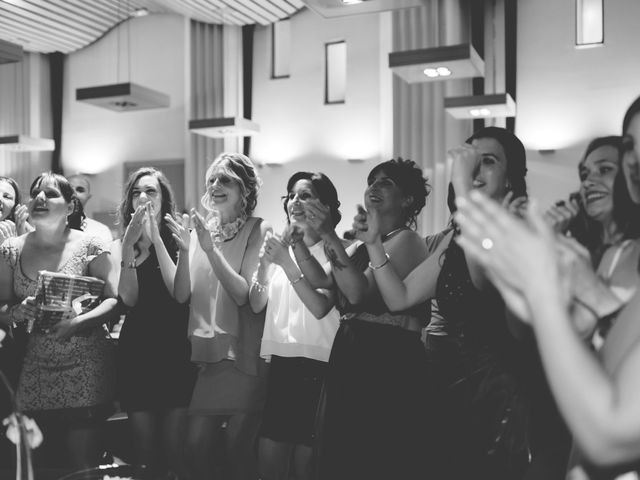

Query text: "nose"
[36, 191, 46, 202]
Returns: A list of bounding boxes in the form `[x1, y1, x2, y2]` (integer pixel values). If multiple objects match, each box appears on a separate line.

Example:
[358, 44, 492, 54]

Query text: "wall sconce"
[444, 93, 516, 119]
[576, 0, 603, 47]
[389, 44, 484, 84]
[188, 117, 260, 138]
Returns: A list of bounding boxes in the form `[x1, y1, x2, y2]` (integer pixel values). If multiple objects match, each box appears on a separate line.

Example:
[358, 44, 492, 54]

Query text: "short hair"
[118, 167, 177, 250]
[200, 152, 261, 219]
[466, 126, 528, 198]
[0, 176, 21, 222]
[67, 174, 92, 192]
[29, 172, 84, 230]
[283, 171, 342, 227]
[367, 158, 430, 229]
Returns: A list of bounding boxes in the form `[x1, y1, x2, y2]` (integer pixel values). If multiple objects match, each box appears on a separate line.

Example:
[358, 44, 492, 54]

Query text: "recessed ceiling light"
[131, 7, 149, 17]
[445, 93, 516, 119]
[436, 66, 451, 76]
[423, 68, 439, 78]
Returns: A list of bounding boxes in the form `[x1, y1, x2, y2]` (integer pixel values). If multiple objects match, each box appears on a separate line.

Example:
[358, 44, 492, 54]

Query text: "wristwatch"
[120, 260, 137, 269]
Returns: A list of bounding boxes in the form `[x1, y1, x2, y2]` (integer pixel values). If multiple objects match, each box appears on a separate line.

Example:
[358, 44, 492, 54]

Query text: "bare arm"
[166, 214, 192, 304]
[148, 204, 177, 295]
[116, 206, 146, 307]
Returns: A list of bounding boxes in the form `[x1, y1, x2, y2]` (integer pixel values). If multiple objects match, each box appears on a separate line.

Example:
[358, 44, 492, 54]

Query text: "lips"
[368, 192, 382, 203]
[584, 190, 607, 204]
[472, 180, 485, 189]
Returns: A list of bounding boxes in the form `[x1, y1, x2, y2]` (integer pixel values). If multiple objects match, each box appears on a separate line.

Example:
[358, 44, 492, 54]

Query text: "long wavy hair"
[117, 167, 177, 253]
[29, 172, 84, 230]
[200, 152, 261, 224]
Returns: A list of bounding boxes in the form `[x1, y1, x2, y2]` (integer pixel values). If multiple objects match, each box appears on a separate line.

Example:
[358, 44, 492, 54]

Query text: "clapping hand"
[304, 199, 333, 237]
[14, 204, 33, 235]
[3, 414, 43, 449]
[146, 203, 162, 245]
[501, 191, 529, 219]
[264, 233, 292, 267]
[192, 209, 214, 252]
[123, 205, 147, 248]
[352, 204, 381, 245]
[0, 220, 16, 244]
[166, 213, 191, 252]
[544, 196, 580, 234]
[449, 144, 479, 193]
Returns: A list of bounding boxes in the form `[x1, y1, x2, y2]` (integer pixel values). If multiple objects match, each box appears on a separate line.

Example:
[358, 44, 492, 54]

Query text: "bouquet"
[30, 270, 105, 334]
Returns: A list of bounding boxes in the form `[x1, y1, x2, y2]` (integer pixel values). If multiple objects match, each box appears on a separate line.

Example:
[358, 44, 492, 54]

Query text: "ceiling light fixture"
[0, 134, 54, 151]
[444, 93, 516, 119]
[75, 0, 169, 112]
[303, 0, 424, 18]
[189, 117, 260, 138]
[389, 44, 484, 83]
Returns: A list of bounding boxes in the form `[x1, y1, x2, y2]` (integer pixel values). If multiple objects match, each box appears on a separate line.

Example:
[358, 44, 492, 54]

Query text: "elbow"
[578, 425, 640, 467]
[311, 306, 332, 319]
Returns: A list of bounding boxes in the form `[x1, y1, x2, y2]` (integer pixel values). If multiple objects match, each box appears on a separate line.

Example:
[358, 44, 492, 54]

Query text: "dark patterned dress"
[0, 235, 115, 418]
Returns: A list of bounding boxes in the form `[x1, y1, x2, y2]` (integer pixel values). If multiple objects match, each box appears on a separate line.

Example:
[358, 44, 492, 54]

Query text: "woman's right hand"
[192, 209, 214, 252]
[14, 204, 33, 235]
[166, 213, 191, 252]
[122, 205, 146, 248]
[449, 144, 479, 191]
[544, 196, 580, 234]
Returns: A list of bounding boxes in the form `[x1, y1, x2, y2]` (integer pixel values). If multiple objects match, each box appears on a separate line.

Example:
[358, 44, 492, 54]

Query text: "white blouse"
[260, 240, 340, 363]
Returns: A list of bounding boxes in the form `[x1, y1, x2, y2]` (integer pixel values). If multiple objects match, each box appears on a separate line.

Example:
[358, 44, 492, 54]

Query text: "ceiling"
[0, 0, 306, 54]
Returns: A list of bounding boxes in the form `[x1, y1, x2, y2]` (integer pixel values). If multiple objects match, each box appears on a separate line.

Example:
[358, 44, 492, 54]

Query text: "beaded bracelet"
[251, 271, 268, 293]
[368, 253, 390, 270]
[290, 273, 305, 285]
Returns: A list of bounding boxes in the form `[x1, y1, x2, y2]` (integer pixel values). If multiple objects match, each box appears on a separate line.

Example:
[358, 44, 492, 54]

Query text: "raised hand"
[353, 204, 380, 245]
[282, 223, 304, 247]
[123, 205, 146, 248]
[449, 144, 479, 191]
[257, 230, 273, 268]
[0, 220, 16, 244]
[304, 199, 333, 237]
[501, 191, 529, 219]
[454, 192, 565, 322]
[544, 196, 580, 234]
[146, 203, 162, 245]
[14, 204, 33, 235]
[192, 209, 214, 252]
[264, 234, 291, 267]
[166, 213, 191, 252]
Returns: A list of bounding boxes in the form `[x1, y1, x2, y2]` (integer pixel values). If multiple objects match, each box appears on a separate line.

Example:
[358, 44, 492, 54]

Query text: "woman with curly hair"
[294, 158, 431, 480]
[114, 167, 197, 478]
[168, 152, 271, 480]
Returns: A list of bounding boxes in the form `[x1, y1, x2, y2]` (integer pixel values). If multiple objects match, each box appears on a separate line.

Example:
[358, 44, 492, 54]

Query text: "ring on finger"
[481, 237, 494, 250]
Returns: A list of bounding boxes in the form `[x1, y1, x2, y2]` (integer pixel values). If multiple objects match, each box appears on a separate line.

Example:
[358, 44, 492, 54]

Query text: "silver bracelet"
[290, 273, 305, 285]
[368, 253, 390, 270]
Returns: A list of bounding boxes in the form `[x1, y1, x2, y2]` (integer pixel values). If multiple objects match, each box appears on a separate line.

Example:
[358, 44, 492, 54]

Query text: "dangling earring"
[505, 180, 512, 191]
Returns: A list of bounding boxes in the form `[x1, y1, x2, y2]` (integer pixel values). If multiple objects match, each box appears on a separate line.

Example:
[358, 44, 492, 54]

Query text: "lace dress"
[0, 235, 116, 417]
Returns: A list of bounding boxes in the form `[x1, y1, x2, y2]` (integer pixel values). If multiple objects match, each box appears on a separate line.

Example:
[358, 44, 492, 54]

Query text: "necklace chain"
[382, 226, 407, 242]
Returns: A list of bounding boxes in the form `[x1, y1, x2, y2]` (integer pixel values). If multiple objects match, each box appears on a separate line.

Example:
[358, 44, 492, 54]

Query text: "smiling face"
[286, 179, 319, 224]
[131, 174, 162, 223]
[579, 145, 619, 222]
[470, 137, 509, 201]
[28, 178, 71, 226]
[623, 112, 640, 204]
[364, 169, 407, 217]
[0, 180, 17, 221]
[206, 164, 242, 214]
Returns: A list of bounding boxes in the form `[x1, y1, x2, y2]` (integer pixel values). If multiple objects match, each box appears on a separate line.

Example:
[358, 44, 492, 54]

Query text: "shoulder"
[390, 229, 428, 253]
[247, 217, 271, 242]
[71, 230, 110, 256]
[85, 218, 113, 241]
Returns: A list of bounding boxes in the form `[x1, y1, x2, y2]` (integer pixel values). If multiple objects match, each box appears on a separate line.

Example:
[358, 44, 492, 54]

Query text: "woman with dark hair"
[0, 172, 117, 468]
[295, 158, 431, 480]
[168, 152, 270, 480]
[452, 93, 640, 480]
[114, 167, 197, 478]
[249, 171, 342, 480]
[546, 136, 640, 267]
[358, 129, 568, 479]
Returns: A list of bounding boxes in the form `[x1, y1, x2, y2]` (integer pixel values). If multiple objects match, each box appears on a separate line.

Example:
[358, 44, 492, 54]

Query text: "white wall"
[251, 9, 391, 235]
[61, 14, 187, 218]
[517, 0, 640, 207]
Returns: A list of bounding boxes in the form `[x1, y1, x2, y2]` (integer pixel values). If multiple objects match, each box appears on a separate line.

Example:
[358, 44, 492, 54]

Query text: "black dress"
[117, 245, 197, 412]
[433, 239, 570, 480]
[317, 243, 431, 480]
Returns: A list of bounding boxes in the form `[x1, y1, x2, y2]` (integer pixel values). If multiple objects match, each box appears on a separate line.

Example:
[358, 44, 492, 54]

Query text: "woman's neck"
[602, 218, 622, 245]
[32, 223, 69, 246]
[302, 224, 322, 246]
[379, 220, 406, 239]
[218, 208, 242, 224]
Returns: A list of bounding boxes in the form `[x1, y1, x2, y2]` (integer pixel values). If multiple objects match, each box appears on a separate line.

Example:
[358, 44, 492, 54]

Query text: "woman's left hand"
[192, 209, 214, 252]
[353, 204, 381, 245]
[264, 235, 291, 267]
[123, 205, 146, 248]
[3, 414, 43, 449]
[304, 199, 333, 237]
[14, 204, 33, 235]
[49, 310, 79, 341]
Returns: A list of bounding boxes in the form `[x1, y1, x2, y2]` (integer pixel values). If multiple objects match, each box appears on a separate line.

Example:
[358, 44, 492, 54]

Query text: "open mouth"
[472, 180, 486, 189]
[584, 190, 607, 204]
[368, 193, 382, 203]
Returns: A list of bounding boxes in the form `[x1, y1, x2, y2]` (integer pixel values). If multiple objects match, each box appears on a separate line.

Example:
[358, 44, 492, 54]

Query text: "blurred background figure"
[68, 174, 113, 243]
